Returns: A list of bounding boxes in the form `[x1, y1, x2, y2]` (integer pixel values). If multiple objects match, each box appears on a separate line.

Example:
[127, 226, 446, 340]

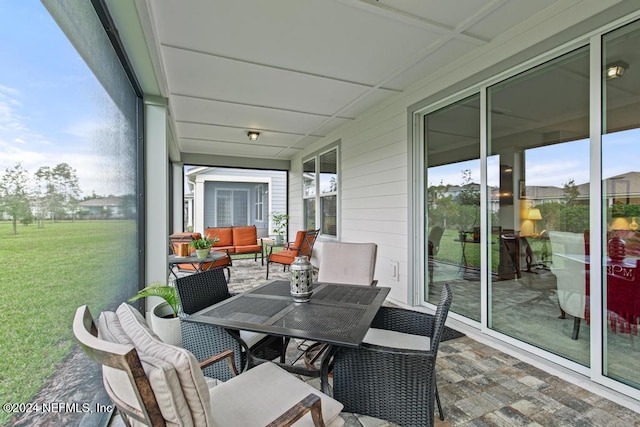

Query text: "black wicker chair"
[176, 268, 288, 380]
[333, 284, 453, 427]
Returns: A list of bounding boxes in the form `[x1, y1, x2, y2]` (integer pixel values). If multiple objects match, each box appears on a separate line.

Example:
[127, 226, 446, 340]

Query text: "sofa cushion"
[97, 311, 193, 426]
[269, 249, 298, 264]
[211, 245, 235, 254]
[210, 362, 344, 427]
[116, 303, 213, 427]
[233, 244, 262, 254]
[205, 227, 233, 247]
[232, 225, 258, 247]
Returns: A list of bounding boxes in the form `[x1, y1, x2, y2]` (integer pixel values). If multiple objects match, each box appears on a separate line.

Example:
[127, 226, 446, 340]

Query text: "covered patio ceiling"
[110, 0, 566, 162]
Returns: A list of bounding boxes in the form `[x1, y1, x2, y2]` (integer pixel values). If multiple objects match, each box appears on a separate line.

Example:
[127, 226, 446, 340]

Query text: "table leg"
[320, 345, 337, 395]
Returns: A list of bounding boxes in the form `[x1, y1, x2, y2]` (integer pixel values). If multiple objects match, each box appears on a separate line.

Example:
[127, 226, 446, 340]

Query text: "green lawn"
[434, 229, 549, 273]
[0, 220, 134, 425]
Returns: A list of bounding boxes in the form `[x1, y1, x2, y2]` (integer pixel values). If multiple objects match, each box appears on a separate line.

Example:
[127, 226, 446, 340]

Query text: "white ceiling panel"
[117, 0, 603, 162]
[150, 0, 447, 85]
[176, 122, 303, 148]
[180, 137, 300, 158]
[371, 0, 495, 28]
[465, 0, 560, 39]
[161, 47, 382, 116]
[386, 38, 479, 89]
[171, 96, 331, 136]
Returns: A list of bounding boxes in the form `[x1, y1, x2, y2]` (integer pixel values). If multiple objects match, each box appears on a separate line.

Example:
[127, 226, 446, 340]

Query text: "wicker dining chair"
[332, 284, 453, 427]
[176, 268, 288, 379]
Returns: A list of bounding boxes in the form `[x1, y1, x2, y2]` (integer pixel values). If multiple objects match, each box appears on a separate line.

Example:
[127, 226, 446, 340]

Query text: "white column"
[144, 96, 169, 316]
[172, 162, 184, 232]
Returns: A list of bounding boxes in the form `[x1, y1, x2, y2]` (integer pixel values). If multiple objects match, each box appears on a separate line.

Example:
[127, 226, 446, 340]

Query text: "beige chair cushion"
[210, 362, 344, 426]
[97, 311, 193, 426]
[239, 330, 268, 348]
[116, 303, 213, 427]
[363, 328, 431, 351]
[317, 242, 377, 286]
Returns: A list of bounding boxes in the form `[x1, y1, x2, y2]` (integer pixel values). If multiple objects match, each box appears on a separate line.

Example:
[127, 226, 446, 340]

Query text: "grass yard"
[0, 220, 136, 426]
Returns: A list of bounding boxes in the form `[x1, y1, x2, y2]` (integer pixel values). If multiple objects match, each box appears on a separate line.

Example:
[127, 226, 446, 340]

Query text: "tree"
[562, 179, 579, 206]
[0, 163, 33, 235]
[427, 182, 454, 229]
[34, 163, 81, 223]
[458, 169, 480, 206]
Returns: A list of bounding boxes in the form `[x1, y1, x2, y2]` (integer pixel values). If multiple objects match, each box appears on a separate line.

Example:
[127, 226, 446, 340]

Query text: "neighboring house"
[522, 171, 640, 207]
[185, 167, 286, 238]
[77, 196, 125, 218]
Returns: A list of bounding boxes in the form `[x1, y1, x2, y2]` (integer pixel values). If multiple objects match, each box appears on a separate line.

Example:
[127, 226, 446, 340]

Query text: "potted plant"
[271, 212, 289, 244]
[128, 283, 181, 345]
[190, 235, 218, 259]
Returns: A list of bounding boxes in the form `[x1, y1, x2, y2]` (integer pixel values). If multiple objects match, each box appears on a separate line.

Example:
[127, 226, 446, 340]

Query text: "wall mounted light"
[606, 61, 628, 79]
[247, 131, 260, 141]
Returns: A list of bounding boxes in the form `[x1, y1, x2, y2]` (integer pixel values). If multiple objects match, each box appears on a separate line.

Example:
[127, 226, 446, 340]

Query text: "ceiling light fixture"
[605, 61, 628, 79]
[247, 131, 260, 141]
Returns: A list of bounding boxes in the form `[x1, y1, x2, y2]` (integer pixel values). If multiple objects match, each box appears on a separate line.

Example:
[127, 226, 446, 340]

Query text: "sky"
[428, 129, 640, 189]
[0, 1, 114, 197]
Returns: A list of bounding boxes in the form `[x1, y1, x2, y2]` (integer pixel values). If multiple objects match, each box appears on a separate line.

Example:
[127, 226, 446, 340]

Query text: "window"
[255, 184, 264, 222]
[303, 146, 338, 236]
[215, 189, 249, 226]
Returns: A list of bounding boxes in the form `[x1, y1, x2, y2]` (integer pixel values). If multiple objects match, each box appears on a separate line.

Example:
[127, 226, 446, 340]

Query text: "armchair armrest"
[200, 348, 239, 376]
[265, 393, 325, 427]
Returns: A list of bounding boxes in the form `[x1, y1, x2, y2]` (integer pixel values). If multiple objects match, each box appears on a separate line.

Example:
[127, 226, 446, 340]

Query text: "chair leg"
[572, 317, 580, 340]
[266, 262, 270, 279]
[435, 382, 444, 421]
[280, 337, 291, 363]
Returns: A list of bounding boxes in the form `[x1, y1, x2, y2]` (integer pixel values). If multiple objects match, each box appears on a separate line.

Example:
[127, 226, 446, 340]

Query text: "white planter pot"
[151, 302, 182, 346]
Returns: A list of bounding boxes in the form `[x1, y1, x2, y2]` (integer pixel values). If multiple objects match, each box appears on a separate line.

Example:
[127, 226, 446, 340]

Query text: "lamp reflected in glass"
[610, 217, 630, 231]
[526, 207, 542, 236]
[609, 217, 629, 261]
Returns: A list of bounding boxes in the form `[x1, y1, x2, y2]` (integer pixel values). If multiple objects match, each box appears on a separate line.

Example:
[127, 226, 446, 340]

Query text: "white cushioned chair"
[548, 230, 588, 339]
[317, 242, 377, 286]
[74, 302, 344, 426]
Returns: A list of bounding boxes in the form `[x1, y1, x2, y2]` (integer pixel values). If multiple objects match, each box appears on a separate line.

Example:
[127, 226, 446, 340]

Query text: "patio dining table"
[184, 279, 390, 393]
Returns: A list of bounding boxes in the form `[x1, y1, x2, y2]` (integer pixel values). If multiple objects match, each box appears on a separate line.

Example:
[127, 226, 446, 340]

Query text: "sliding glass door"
[602, 19, 640, 388]
[419, 14, 640, 395]
[487, 47, 591, 365]
[425, 94, 481, 321]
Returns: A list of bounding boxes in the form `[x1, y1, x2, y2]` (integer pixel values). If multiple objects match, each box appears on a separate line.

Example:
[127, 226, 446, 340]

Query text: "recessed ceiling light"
[247, 131, 260, 141]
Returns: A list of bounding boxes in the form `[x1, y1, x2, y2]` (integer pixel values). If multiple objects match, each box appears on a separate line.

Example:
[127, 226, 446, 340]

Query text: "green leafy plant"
[128, 282, 179, 318]
[271, 211, 289, 236]
[189, 235, 218, 250]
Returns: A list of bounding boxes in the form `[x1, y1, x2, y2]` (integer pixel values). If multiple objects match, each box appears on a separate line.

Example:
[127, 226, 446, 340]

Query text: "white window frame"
[302, 143, 340, 238]
[255, 184, 264, 222]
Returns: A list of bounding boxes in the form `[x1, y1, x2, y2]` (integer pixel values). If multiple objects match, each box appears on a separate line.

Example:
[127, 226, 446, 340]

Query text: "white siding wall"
[289, 0, 621, 305]
[192, 168, 287, 237]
